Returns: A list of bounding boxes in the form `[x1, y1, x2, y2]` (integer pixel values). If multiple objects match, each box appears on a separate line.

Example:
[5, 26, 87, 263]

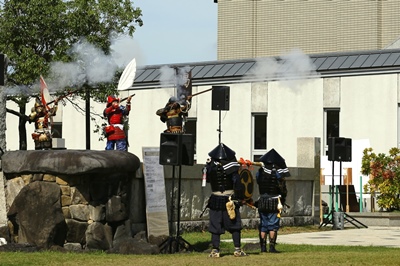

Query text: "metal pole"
[85, 86, 90, 150]
[218, 110, 221, 144]
[359, 176, 363, 212]
[176, 165, 182, 252]
[331, 160, 334, 214]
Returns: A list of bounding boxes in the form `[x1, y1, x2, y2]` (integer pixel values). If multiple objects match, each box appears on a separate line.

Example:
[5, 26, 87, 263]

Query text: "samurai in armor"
[256, 149, 290, 253]
[156, 96, 190, 133]
[29, 97, 58, 150]
[203, 143, 247, 258]
[103, 95, 132, 151]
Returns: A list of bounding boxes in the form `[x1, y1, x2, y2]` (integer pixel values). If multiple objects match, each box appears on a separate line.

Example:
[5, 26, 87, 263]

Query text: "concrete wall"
[130, 137, 321, 233]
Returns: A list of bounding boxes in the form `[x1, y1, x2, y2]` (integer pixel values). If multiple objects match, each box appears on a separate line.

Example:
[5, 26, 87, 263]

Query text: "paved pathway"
[240, 226, 400, 248]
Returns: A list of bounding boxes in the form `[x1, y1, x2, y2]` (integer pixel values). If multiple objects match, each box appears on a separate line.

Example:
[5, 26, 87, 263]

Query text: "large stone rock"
[65, 219, 88, 244]
[1, 150, 140, 175]
[109, 231, 160, 255]
[85, 222, 113, 250]
[7, 182, 67, 249]
[106, 195, 127, 222]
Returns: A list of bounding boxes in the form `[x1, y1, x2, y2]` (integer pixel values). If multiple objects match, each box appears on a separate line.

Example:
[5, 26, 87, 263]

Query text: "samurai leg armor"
[209, 234, 221, 258]
[269, 230, 280, 253]
[211, 233, 220, 250]
[259, 230, 267, 252]
[231, 230, 241, 248]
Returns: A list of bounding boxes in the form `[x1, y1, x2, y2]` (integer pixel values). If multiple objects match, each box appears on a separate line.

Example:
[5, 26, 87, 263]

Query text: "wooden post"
[345, 168, 352, 212]
[320, 168, 324, 223]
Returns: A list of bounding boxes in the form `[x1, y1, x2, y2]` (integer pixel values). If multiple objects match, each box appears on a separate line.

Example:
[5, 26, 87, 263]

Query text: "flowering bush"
[361, 147, 400, 211]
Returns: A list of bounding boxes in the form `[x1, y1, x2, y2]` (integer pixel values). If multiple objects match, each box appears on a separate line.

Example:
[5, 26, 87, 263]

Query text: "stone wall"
[5, 172, 132, 250]
[0, 150, 159, 254]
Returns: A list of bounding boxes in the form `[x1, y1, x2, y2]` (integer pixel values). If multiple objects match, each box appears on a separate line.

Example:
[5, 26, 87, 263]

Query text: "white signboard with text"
[142, 147, 169, 238]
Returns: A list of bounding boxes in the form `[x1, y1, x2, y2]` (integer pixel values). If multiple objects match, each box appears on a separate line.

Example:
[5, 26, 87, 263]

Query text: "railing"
[321, 175, 379, 214]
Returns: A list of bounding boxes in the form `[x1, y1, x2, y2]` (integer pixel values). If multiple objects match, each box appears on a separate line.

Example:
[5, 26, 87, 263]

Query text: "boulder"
[1, 150, 140, 175]
[7, 182, 67, 249]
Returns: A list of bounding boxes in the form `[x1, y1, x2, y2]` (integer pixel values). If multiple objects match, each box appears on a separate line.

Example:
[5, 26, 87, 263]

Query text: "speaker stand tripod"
[319, 160, 368, 229]
[159, 165, 196, 253]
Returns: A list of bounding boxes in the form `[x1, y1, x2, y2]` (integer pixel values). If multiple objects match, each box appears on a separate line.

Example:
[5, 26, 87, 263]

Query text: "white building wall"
[6, 100, 22, 150]
[62, 98, 100, 150]
[196, 83, 253, 164]
[4, 72, 400, 170]
[127, 88, 174, 159]
[340, 74, 398, 154]
[251, 82, 268, 112]
[267, 78, 324, 167]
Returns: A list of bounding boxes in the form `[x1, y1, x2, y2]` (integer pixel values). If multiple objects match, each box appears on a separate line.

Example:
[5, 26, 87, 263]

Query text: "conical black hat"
[259, 148, 287, 167]
[208, 143, 236, 160]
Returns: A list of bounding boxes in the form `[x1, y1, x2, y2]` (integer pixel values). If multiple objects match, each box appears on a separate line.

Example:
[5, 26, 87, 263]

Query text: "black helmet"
[208, 143, 236, 160]
[259, 148, 287, 167]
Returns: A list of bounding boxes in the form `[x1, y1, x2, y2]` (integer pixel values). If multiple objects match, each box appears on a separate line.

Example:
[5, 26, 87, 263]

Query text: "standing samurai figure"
[156, 96, 190, 133]
[255, 149, 290, 253]
[103, 95, 132, 151]
[29, 97, 58, 150]
[203, 143, 248, 258]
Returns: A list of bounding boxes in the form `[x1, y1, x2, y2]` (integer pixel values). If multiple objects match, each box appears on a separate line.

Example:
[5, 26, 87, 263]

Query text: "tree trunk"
[18, 105, 28, 150]
[0, 90, 6, 152]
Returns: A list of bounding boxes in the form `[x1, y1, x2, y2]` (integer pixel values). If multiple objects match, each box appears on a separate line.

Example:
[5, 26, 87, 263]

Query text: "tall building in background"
[216, 0, 400, 60]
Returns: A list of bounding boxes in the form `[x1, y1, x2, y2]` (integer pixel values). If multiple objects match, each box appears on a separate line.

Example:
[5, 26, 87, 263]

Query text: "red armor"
[103, 96, 131, 141]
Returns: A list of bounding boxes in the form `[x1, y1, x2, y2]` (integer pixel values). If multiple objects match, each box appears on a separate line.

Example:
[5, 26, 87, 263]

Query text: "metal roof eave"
[128, 66, 400, 90]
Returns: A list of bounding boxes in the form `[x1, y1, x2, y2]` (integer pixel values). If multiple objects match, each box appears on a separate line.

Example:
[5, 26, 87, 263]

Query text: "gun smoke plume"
[246, 48, 320, 90]
[4, 35, 143, 95]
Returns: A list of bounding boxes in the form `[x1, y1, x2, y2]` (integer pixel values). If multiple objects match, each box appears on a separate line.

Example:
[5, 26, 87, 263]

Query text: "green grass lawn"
[1, 226, 399, 266]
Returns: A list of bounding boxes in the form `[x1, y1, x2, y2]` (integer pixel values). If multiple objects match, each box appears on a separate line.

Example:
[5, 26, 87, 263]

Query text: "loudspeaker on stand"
[159, 133, 195, 166]
[211, 86, 230, 111]
[327, 137, 352, 162]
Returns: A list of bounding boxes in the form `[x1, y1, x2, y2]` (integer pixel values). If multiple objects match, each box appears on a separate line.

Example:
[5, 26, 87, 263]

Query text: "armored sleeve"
[232, 172, 245, 200]
[279, 178, 287, 204]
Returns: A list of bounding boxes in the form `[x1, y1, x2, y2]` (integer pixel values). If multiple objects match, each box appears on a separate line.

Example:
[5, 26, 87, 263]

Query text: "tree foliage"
[361, 147, 400, 211]
[0, 0, 143, 149]
[0, 0, 142, 85]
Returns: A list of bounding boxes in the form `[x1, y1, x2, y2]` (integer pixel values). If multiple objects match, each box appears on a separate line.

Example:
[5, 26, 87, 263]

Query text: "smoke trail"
[159, 65, 176, 88]
[245, 48, 319, 90]
[3, 85, 35, 96]
[158, 65, 191, 100]
[110, 35, 144, 69]
[47, 35, 143, 92]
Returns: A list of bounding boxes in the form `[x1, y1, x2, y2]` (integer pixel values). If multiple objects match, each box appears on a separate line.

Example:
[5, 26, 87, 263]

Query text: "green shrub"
[361, 147, 400, 211]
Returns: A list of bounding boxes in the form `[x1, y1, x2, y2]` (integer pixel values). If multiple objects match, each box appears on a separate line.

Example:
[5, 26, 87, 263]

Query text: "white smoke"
[3, 85, 35, 97]
[176, 66, 191, 86]
[46, 35, 143, 91]
[246, 48, 319, 90]
[111, 35, 144, 69]
[159, 65, 176, 88]
[3, 35, 143, 95]
[159, 65, 191, 100]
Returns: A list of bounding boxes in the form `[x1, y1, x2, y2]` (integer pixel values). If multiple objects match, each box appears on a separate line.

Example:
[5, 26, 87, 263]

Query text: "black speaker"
[160, 133, 182, 166]
[0, 54, 4, 86]
[328, 137, 352, 162]
[159, 133, 195, 166]
[212, 86, 230, 110]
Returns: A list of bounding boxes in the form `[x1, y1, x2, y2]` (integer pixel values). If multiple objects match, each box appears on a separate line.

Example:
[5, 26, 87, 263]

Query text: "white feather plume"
[117, 58, 137, 91]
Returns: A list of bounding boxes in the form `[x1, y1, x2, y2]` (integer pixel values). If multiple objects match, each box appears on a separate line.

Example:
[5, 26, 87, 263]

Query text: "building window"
[324, 109, 340, 154]
[252, 113, 267, 161]
[398, 104, 400, 148]
[185, 118, 197, 157]
[51, 122, 62, 138]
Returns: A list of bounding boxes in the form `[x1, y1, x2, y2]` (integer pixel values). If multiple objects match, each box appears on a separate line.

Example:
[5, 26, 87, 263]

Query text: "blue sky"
[133, 0, 218, 66]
